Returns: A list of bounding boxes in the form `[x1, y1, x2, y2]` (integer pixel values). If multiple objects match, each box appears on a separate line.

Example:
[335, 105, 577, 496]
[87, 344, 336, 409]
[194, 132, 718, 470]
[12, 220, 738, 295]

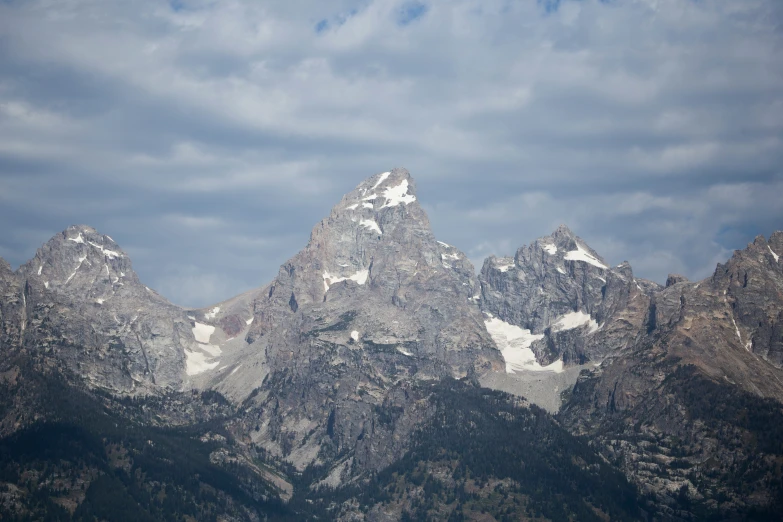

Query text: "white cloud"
[0, 0, 781, 305]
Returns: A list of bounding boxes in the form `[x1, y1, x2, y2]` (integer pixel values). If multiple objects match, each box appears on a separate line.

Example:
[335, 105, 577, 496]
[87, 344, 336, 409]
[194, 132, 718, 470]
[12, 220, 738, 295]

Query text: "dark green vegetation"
[0, 361, 289, 521]
[5, 357, 782, 521]
[287, 379, 645, 521]
[665, 366, 783, 520]
[563, 364, 783, 521]
[1, 358, 648, 521]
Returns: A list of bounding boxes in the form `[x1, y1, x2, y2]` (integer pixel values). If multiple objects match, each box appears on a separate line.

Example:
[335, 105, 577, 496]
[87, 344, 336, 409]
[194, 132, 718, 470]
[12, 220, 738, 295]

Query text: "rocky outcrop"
[0, 257, 23, 354]
[712, 232, 783, 367]
[0, 169, 504, 483]
[201, 168, 504, 475]
[4, 226, 197, 394]
[479, 225, 659, 367]
[560, 233, 783, 517]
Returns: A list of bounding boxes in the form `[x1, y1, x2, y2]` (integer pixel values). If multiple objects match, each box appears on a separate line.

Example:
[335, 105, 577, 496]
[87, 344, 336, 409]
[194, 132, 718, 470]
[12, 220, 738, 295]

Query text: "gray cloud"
[0, 0, 781, 306]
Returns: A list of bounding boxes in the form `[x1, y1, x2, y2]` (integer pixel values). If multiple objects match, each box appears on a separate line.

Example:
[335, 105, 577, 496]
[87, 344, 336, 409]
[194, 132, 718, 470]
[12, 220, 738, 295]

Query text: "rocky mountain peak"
[0, 257, 11, 274]
[665, 273, 689, 287]
[479, 225, 653, 386]
[770, 231, 783, 255]
[19, 224, 140, 302]
[263, 167, 475, 312]
[550, 223, 576, 243]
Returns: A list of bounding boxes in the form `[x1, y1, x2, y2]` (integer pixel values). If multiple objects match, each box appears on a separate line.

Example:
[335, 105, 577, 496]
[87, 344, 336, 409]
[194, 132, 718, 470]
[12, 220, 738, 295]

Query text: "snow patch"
[37, 265, 42, 275]
[204, 306, 220, 320]
[542, 243, 557, 255]
[372, 171, 390, 190]
[350, 330, 359, 341]
[65, 256, 87, 284]
[44, 281, 49, 289]
[199, 343, 222, 357]
[193, 322, 215, 344]
[484, 316, 563, 373]
[246, 317, 254, 326]
[323, 269, 369, 292]
[188, 315, 196, 320]
[769, 245, 780, 262]
[362, 202, 374, 210]
[363, 194, 377, 201]
[231, 364, 242, 375]
[95, 298, 105, 305]
[88, 241, 121, 259]
[441, 252, 460, 261]
[346, 204, 358, 210]
[556, 266, 566, 275]
[381, 180, 416, 208]
[185, 350, 219, 376]
[551, 311, 598, 333]
[396, 346, 413, 356]
[359, 219, 382, 235]
[727, 309, 749, 351]
[496, 264, 514, 272]
[564, 243, 607, 269]
[67, 233, 84, 244]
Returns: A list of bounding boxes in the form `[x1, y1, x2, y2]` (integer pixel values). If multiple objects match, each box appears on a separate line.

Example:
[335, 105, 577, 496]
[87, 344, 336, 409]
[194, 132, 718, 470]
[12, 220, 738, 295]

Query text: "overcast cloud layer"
[0, 0, 781, 307]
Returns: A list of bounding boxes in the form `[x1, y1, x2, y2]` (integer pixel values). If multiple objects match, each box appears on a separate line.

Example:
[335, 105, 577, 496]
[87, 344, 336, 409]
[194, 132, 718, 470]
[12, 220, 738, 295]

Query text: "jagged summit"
[479, 225, 652, 403]
[4, 224, 190, 393]
[176, 166, 504, 474]
[14, 224, 178, 312]
[256, 167, 476, 312]
[334, 168, 419, 216]
[483, 225, 609, 276]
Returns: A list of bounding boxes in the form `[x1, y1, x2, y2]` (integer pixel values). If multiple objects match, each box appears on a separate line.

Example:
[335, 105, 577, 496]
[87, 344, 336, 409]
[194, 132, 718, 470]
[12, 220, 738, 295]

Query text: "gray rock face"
[559, 233, 783, 514]
[479, 225, 658, 367]
[7, 225, 192, 394]
[4, 169, 783, 517]
[665, 273, 689, 287]
[0, 257, 23, 353]
[0, 170, 504, 481]
[711, 232, 783, 367]
[132, 168, 503, 476]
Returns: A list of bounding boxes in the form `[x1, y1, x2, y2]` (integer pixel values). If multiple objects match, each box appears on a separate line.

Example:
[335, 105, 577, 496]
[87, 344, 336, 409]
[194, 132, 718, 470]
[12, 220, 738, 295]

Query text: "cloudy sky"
[0, 0, 781, 307]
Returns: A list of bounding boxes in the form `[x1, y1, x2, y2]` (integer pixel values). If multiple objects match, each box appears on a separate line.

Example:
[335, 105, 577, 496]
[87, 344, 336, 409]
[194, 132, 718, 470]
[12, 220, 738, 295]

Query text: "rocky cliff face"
[0, 169, 503, 482]
[559, 234, 783, 518]
[0, 258, 24, 354]
[479, 225, 659, 368]
[2, 169, 783, 520]
[188, 168, 503, 476]
[0, 226, 196, 395]
[478, 225, 783, 517]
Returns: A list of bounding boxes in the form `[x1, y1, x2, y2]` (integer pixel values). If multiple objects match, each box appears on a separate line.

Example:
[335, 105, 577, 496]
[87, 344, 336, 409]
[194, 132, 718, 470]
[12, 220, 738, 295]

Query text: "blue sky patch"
[397, 1, 428, 26]
[315, 19, 329, 33]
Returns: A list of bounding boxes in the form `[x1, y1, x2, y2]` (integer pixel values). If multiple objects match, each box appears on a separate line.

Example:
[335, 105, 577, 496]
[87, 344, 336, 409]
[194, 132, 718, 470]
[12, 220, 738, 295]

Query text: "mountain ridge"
[2, 168, 783, 520]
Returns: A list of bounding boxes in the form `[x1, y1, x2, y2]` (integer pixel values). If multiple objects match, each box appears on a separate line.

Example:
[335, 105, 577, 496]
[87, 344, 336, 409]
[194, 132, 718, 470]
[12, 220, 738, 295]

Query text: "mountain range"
[1, 168, 782, 521]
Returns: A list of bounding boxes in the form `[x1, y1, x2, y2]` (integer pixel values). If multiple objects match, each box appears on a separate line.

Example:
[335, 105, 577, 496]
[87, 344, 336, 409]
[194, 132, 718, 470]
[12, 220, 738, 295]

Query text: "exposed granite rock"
[665, 274, 689, 287]
[187, 168, 503, 475]
[560, 233, 783, 517]
[4, 227, 189, 393]
[479, 225, 661, 368]
[0, 257, 23, 354]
